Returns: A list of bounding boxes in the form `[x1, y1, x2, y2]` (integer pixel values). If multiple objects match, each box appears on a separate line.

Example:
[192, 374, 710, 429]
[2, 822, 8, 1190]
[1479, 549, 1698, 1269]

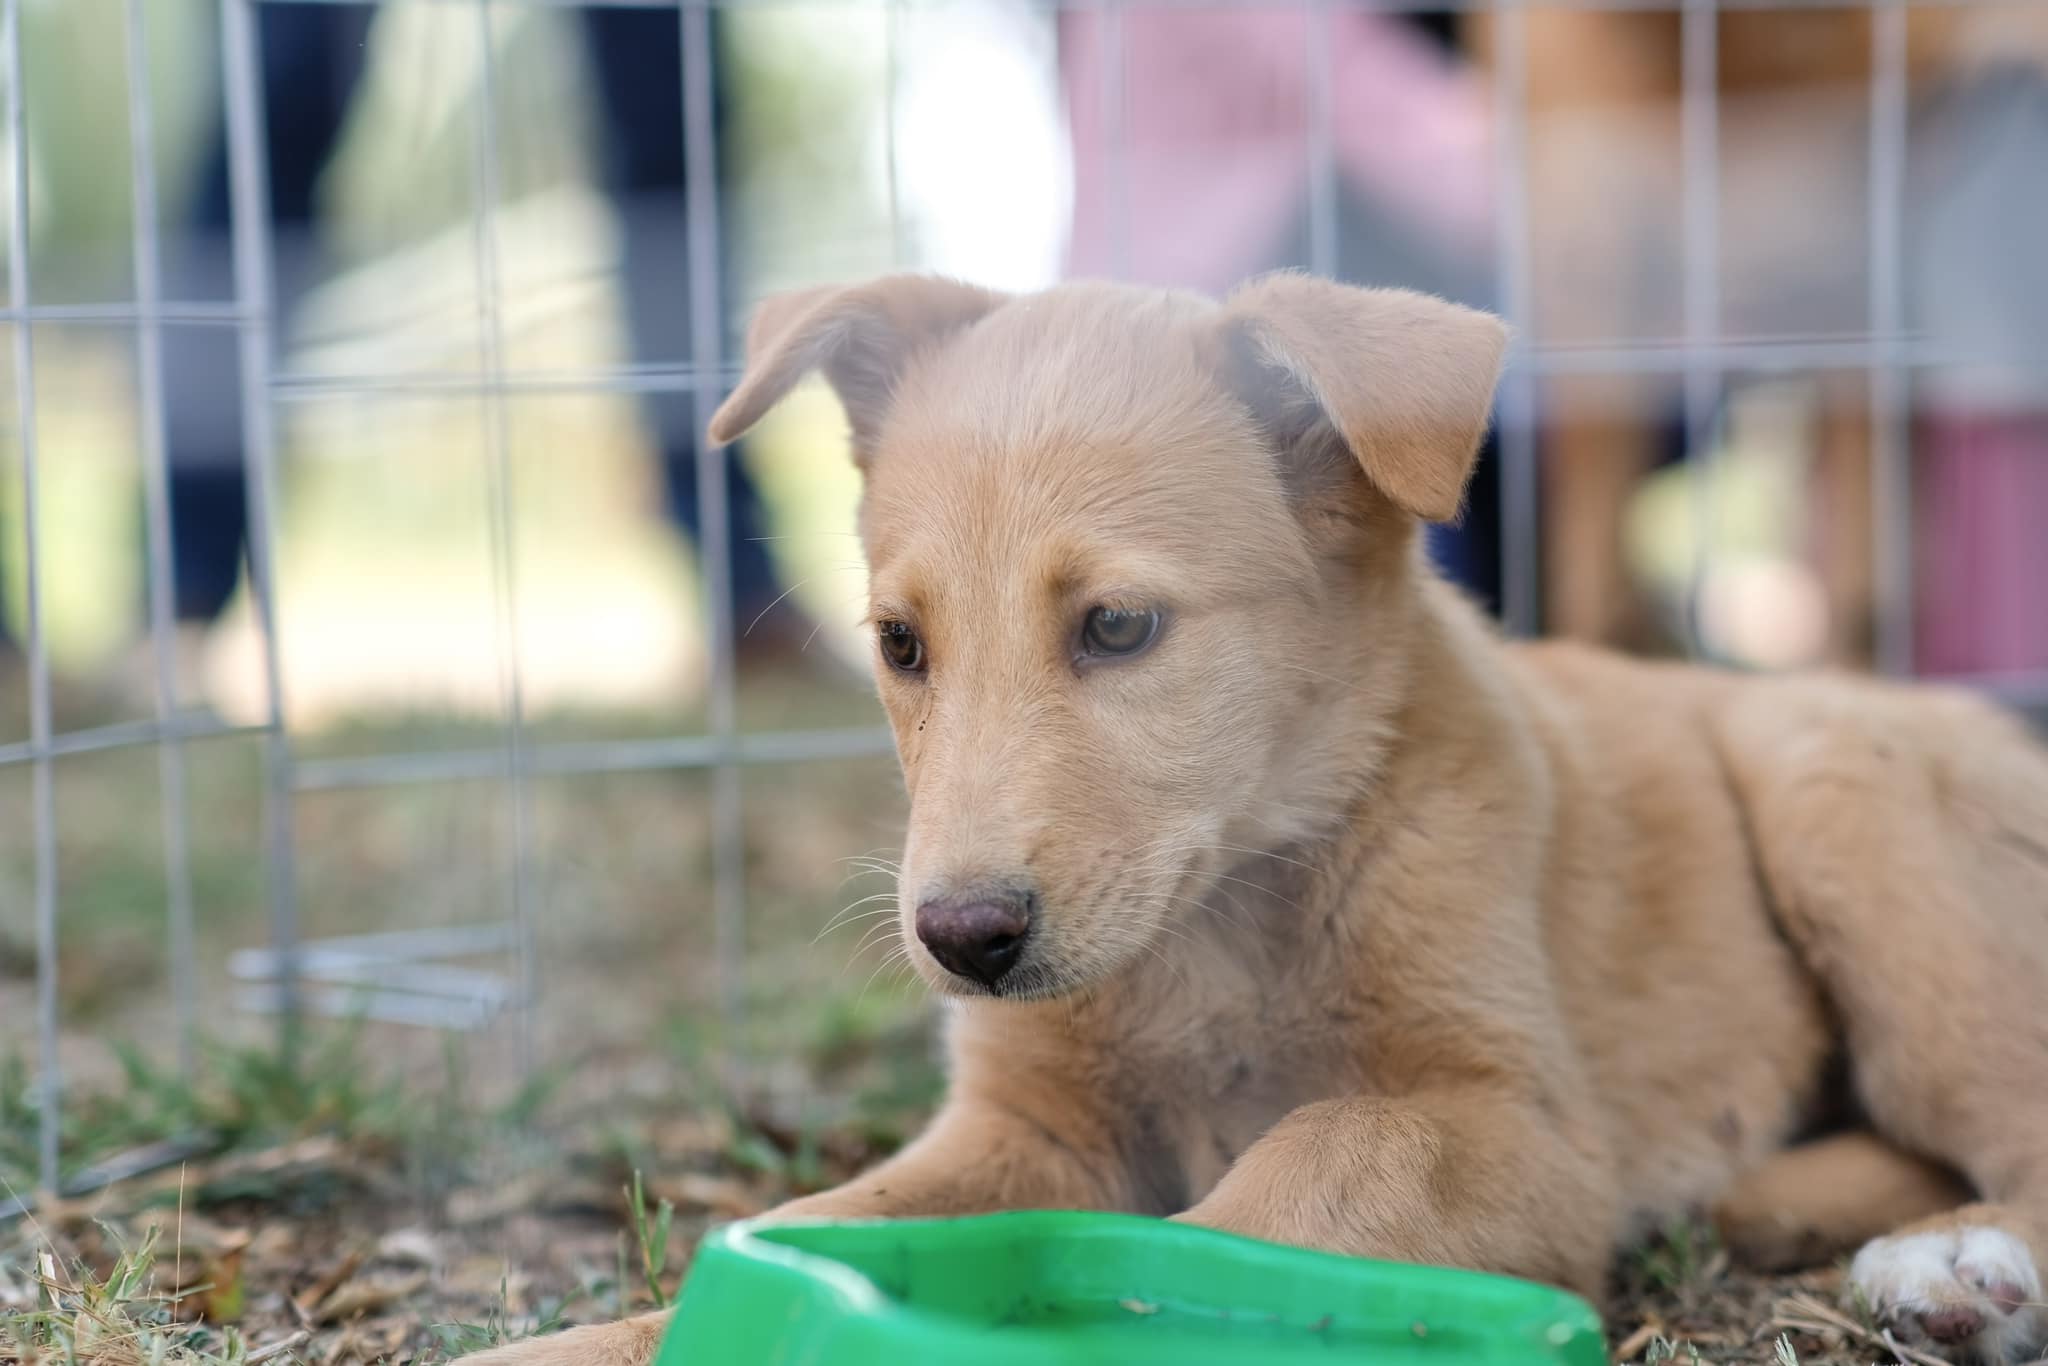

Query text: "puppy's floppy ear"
[706, 274, 1005, 462]
[1218, 273, 1508, 523]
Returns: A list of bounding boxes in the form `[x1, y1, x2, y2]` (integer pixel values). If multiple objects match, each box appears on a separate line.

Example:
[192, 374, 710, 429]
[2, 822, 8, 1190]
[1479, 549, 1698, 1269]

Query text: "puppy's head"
[711, 274, 1506, 1000]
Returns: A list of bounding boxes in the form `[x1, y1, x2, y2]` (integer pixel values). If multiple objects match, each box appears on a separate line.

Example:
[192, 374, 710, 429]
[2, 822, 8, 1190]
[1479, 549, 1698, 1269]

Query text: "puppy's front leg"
[453, 1093, 1124, 1366]
[1176, 1089, 1615, 1297]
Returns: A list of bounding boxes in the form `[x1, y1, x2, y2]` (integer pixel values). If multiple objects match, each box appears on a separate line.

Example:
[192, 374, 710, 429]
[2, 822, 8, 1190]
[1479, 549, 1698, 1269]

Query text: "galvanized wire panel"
[123, 0, 203, 1083]
[3, 0, 2044, 1224]
[4, 0, 62, 1200]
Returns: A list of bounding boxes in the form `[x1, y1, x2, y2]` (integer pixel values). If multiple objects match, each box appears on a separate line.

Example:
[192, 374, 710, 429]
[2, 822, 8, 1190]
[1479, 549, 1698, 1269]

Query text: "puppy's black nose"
[915, 893, 1033, 988]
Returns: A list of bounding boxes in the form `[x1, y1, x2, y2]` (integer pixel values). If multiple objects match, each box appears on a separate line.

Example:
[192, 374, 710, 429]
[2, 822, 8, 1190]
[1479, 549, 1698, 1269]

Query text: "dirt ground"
[0, 678, 1974, 1366]
[2, 1107, 1948, 1366]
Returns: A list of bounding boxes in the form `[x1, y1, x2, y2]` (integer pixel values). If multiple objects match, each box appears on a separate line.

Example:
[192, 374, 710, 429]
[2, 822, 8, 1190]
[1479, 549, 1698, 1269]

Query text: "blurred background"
[2, 0, 2046, 1356]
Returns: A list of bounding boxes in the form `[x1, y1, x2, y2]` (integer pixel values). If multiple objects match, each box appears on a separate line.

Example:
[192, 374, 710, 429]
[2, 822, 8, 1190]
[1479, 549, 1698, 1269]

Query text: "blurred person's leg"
[1910, 64, 2048, 680]
[1331, 187, 1502, 617]
[1811, 376, 1874, 667]
[579, 11, 798, 665]
[161, 6, 373, 628]
[1461, 8, 1686, 651]
[1059, 7, 1506, 616]
[1376, 13, 1507, 614]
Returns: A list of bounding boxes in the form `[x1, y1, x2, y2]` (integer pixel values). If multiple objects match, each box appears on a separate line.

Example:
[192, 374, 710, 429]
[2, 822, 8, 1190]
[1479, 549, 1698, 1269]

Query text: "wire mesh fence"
[3, 0, 2045, 1221]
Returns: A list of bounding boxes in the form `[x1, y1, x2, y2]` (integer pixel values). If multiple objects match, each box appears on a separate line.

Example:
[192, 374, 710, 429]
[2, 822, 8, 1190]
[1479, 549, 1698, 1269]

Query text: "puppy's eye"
[1081, 606, 1161, 658]
[878, 620, 926, 673]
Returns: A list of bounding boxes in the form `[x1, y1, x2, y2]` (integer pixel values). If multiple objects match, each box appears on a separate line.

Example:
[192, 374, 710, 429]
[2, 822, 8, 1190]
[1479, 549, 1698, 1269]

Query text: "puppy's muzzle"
[915, 891, 1034, 989]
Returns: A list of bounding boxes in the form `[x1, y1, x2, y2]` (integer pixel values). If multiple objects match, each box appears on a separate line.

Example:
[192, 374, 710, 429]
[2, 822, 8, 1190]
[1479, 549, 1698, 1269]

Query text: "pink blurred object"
[1913, 412, 2048, 678]
[1059, 7, 1492, 291]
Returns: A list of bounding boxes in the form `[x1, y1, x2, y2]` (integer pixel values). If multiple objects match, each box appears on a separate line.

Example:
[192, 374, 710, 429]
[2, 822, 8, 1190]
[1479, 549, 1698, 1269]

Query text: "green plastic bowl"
[654, 1211, 1605, 1365]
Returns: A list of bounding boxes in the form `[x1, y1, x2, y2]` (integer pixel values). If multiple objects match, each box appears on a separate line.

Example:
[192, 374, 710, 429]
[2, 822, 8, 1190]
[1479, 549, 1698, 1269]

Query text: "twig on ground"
[247, 1328, 312, 1364]
[1770, 1292, 1953, 1366]
[1615, 1318, 1665, 1360]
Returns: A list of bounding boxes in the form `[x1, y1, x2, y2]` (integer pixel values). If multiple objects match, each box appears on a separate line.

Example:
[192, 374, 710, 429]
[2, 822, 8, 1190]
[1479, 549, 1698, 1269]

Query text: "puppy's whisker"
[851, 918, 909, 959]
[1267, 658, 1390, 704]
[1189, 842, 1321, 875]
[818, 906, 903, 949]
[836, 928, 906, 986]
[815, 892, 901, 941]
[858, 944, 916, 1004]
[743, 577, 815, 638]
[1138, 889, 1260, 940]
[1201, 872, 1305, 912]
[886, 951, 927, 998]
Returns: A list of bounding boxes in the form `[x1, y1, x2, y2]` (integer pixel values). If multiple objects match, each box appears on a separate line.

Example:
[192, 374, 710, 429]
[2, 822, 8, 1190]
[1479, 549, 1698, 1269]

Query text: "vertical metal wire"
[682, 1, 746, 1068]
[1868, 0, 1912, 677]
[1304, 0, 1337, 280]
[124, 0, 201, 1080]
[1490, 0, 1539, 638]
[1100, 0, 1129, 280]
[469, 0, 539, 1070]
[221, 0, 303, 1046]
[1679, 0, 1721, 659]
[883, 0, 907, 269]
[4, 0, 61, 1198]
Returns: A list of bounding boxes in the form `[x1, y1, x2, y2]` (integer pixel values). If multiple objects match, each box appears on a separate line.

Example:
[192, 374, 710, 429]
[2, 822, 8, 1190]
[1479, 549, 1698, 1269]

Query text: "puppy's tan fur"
[463, 275, 2048, 1366]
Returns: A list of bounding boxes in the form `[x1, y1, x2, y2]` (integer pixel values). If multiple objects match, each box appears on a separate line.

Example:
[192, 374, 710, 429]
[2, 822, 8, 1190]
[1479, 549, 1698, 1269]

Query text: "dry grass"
[5, 1142, 1974, 1365]
[1603, 1219, 1916, 1366]
[5, 1035, 1972, 1366]
[1, 1038, 923, 1364]
[0, 680, 2019, 1366]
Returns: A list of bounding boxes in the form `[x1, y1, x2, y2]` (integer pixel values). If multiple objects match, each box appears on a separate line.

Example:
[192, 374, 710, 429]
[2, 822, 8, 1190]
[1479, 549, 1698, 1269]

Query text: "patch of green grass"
[798, 993, 940, 1163]
[1642, 1335, 1703, 1365]
[1632, 1216, 1724, 1297]
[663, 981, 939, 1164]
[1, 1025, 564, 1203]
[427, 1278, 589, 1362]
[1842, 1273, 1878, 1333]
[0, 1220, 276, 1366]
[625, 1171, 676, 1311]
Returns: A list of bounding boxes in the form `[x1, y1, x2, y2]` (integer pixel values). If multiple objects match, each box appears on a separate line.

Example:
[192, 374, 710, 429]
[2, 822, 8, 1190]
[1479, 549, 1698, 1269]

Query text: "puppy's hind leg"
[1711, 1130, 1972, 1274]
[1715, 689, 2048, 1362]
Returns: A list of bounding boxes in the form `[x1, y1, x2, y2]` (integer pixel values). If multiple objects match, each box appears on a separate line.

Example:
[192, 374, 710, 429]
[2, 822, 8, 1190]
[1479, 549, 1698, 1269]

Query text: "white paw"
[1849, 1224, 2046, 1362]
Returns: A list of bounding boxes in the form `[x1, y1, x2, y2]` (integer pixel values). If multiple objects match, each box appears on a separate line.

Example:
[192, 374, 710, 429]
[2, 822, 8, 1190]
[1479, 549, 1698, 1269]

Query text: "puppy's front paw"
[1849, 1220, 2046, 1363]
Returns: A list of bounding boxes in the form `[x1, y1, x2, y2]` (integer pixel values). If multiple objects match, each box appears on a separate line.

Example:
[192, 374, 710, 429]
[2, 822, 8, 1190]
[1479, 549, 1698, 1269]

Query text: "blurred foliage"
[0, 1022, 558, 1200]
[5, 0, 217, 300]
[0, 1, 892, 676]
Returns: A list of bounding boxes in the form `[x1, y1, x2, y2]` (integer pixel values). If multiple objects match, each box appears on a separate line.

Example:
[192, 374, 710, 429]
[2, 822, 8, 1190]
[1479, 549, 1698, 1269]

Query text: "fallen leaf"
[313, 1271, 429, 1326]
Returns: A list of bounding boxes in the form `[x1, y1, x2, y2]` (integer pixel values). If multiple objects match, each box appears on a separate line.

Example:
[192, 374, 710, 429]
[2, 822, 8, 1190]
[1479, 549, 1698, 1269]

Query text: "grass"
[624, 1172, 676, 1313]
[2, 1206, 621, 1366]
[1632, 1217, 1727, 1300]
[1, 1024, 568, 1210]
[0, 683, 1969, 1366]
[427, 1284, 587, 1361]
[0, 1019, 922, 1362]
[1, 791, 938, 1361]
[0, 1079, 917, 1363]
[1600, 1216, 1956, 1366]
[0, 1220, 272, 1366]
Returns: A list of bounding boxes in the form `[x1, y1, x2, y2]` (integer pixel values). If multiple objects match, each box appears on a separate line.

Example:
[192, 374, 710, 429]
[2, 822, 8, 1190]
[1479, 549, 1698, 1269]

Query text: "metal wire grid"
[3, 0, 2043, 1217]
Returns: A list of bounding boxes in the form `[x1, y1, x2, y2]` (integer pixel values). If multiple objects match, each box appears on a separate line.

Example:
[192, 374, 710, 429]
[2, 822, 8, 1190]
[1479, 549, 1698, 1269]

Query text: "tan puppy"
[464, 275, 2048, 1366]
